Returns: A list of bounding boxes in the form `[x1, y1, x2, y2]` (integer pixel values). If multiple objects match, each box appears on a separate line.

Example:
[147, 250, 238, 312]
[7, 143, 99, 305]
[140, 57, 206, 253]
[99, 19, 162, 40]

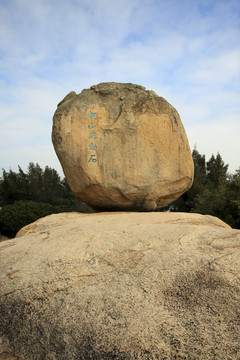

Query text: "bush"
[0, 200, 72, 238]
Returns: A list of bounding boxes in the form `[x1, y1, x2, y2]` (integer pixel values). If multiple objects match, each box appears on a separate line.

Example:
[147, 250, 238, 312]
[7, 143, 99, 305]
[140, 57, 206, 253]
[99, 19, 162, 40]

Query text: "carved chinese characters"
[52, 82, 194, 211]
[87, 111, 97, 164]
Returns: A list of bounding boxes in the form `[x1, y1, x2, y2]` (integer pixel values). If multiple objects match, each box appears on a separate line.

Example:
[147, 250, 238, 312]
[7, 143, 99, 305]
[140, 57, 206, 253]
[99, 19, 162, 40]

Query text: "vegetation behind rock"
[0, 163, 94, 237]
[0, 147, 239, 237]
[171, 147, 240, 229]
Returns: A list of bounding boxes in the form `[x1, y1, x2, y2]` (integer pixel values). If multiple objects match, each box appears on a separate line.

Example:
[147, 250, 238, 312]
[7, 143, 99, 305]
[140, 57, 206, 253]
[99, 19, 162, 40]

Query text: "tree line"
[0, 148, 239, 237]
[0, 163, 93, 237]
[170, 147, 240, 229]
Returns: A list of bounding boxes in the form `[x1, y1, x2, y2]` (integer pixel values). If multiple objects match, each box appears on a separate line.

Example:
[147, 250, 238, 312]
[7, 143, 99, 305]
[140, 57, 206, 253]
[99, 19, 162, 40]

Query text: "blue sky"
[0, 0, 239, 176]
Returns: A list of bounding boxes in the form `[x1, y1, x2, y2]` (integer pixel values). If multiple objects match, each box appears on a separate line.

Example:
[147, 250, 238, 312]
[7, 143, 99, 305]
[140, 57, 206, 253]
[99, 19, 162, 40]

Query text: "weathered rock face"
[52, 82, 194, 210]
[1, 212, 239, 360]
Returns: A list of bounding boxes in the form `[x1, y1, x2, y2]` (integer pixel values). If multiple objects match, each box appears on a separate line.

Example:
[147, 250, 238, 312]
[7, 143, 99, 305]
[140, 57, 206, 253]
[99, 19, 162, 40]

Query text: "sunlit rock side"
[52, 82, 194, 211]
[1, 212, 239, 359]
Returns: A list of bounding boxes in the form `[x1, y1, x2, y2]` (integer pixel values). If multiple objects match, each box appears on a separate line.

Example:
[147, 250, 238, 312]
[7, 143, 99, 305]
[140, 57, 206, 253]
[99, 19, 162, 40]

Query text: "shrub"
[0, 200, 72, 238]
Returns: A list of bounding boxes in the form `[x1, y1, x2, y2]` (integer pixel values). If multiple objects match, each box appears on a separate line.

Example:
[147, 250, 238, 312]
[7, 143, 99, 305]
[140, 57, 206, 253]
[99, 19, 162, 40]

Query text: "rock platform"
[0, 212, 239, 359]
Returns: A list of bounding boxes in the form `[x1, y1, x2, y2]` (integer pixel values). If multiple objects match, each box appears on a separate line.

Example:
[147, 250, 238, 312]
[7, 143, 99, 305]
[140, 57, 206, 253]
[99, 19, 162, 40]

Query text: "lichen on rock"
[52, 82, 194, 210]
[0, 212, 239, 359]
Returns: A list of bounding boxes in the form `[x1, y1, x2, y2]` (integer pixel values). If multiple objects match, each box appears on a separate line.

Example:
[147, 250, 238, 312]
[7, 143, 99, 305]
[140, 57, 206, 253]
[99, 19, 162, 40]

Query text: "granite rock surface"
[52, 82, 194, 210]
[1, 212, 239, 360]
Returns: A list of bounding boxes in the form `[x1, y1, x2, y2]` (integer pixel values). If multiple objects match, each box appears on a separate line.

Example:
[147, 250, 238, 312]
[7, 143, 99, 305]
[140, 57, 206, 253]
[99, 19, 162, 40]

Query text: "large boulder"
[1, 212, 239, 360]
[52, 82, 194, 210]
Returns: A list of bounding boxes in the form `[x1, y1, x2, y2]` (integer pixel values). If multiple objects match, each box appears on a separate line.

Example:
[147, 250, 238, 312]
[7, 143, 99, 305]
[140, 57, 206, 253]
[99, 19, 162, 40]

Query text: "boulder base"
[1, 212, 239, 360]
[52, 82, 194, 210]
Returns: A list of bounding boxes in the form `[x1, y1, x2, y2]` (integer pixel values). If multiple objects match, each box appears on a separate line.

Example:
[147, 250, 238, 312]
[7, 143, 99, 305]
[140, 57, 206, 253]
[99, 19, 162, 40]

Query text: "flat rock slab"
[52, 83, 194, 211]
[0, 212, 239, 360]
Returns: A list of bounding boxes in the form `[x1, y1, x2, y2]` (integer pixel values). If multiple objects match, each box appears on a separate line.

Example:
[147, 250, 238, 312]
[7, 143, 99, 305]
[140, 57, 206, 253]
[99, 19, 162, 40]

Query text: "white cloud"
[0, 143, 64, 177]
[187, 113, 240, 173]
[0, 0, 239, 177]
[191, 49, 240, 85]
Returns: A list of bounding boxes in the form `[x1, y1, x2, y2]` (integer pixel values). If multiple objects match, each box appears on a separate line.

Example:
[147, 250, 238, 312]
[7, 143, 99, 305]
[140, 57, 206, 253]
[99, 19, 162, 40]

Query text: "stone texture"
[0, 233, 9, 242]
[1, 212, 239, 360]
[52, 82, 194, 210]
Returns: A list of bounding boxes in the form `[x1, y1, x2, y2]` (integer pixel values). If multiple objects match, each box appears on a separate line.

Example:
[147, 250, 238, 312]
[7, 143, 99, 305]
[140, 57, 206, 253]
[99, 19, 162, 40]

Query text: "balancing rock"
[52, 82, 194, 210]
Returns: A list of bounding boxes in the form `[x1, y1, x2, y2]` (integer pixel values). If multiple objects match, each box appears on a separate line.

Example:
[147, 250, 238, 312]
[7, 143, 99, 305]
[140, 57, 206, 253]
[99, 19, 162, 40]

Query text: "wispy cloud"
[0, 0, 239, 176]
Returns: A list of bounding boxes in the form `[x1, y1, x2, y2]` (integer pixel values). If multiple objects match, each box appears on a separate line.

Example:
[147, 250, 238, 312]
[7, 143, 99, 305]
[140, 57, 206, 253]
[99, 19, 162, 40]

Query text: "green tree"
[225, 168, 240, 228]
[172, 146, 207, 212]
[206, 153, 228, 187]
[190, 162, 240, 229]
[0, 169, 20, 204]
[27, 162, 43, 202]
[169, 148, 240, 229]
[0, 162, 94, 234]
[1, 163, 67, 206]
[192, 183, 231, 223]
[41, 166, 63, 204]
[17, 166, 30, 200]
[0, 200, 73, 237]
